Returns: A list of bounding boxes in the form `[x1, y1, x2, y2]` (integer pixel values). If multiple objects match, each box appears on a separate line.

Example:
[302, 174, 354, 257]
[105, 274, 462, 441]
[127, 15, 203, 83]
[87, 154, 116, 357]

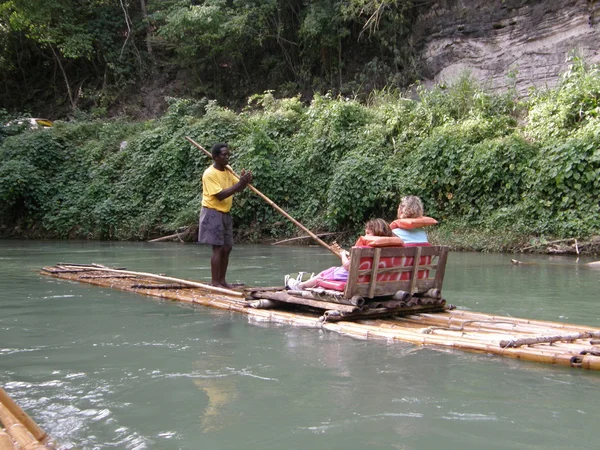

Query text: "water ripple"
[441, 411, 497, 421]
[0, 347, 43, 355]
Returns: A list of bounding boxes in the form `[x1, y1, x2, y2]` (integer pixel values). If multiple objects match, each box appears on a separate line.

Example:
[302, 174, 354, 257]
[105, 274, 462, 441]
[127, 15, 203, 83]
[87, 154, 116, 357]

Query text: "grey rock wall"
[413, 0, 600, 94]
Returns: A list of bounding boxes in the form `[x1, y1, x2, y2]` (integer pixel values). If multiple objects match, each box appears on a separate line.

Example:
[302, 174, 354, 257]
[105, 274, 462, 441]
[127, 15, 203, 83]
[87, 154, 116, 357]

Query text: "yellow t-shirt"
[201, 165, 238, 213]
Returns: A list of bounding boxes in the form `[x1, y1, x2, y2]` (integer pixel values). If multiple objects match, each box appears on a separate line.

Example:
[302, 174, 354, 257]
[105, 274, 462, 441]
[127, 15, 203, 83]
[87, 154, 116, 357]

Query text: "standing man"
[198, 143, 253, 288]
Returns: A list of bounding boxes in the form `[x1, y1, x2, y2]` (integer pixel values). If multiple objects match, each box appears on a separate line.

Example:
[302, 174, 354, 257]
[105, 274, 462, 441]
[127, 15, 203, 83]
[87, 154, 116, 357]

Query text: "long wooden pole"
[185, 136, 341, 258]
[52, 264, 244, 297]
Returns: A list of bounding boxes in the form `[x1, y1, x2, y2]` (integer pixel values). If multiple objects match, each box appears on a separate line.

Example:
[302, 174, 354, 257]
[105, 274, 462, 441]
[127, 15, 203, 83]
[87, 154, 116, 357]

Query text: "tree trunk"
[139, 0, 153, 55]
[49, 45, 76, 110]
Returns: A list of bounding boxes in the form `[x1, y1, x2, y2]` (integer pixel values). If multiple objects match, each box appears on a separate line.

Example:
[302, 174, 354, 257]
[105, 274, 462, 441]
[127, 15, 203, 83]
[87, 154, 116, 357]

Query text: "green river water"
[1, 240, 599, 450]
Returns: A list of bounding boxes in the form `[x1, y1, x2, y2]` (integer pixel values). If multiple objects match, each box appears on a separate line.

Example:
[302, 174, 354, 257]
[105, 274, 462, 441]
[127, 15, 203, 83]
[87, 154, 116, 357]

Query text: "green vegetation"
[0, 0, 417, 115]
[1, 58, 599, 252]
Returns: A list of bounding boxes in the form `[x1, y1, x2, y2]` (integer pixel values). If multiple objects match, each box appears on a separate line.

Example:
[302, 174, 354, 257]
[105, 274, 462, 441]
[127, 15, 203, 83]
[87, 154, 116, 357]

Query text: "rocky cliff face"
[413, 0, 600, 94]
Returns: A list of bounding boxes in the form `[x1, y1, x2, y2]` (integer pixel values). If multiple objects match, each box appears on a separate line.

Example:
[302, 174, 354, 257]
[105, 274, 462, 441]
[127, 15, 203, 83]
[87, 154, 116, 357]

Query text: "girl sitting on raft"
[389, 195, 437, 245]
[285, 218, 402, 290]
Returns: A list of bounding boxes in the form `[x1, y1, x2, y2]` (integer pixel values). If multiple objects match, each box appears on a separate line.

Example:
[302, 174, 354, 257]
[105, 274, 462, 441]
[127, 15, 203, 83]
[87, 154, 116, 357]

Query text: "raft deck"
[40, 262, 600, 371]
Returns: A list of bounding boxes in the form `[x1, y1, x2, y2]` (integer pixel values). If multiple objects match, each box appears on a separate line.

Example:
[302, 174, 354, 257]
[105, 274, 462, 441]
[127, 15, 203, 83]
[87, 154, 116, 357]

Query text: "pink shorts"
[317, 266, 349, 282]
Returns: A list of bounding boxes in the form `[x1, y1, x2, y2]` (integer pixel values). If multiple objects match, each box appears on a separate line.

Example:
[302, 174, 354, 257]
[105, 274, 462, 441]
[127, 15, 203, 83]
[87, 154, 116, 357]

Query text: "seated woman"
[389, 195, 437, 245]
[285, 218, 403, 290]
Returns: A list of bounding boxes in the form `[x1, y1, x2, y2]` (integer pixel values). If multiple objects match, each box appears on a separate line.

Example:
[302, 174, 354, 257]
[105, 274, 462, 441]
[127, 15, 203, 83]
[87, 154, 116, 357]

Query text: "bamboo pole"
[185, 136, 341, 258]
[499, 331, 600, 348]
[444, 310, 600, 332]
[401, 313, 554, 333]
[321, 304, 446, 322]
[273, 232, 343, 245]
[54, 264, 243, 297]
[0, 403, 47, 450]
[288, 291, 365, 307]
[0, 387, 47, 444]
[148, 231, 186, 243]
[250, 291, 358, 313]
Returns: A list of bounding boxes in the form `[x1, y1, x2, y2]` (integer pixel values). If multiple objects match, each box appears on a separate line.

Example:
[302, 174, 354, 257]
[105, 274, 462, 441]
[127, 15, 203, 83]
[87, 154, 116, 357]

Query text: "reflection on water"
[193, 375, 237, 433]
[1, 240, 600, 450]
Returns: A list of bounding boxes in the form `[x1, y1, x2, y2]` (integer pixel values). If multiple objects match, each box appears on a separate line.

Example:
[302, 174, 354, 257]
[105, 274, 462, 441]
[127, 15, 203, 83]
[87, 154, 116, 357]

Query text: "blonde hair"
[398, 195, 424, 219]
[365, 218, 394, 237]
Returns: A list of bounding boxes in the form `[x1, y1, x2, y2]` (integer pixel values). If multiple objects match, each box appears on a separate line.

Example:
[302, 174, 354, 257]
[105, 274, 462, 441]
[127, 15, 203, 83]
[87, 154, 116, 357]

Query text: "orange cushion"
[354, 235, 404, 247]
[390, 217, 438, 230]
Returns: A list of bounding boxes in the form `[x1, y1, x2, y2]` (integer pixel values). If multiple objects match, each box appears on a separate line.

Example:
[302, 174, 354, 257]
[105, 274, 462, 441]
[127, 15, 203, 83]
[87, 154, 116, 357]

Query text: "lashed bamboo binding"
[40, 261, 600, 371]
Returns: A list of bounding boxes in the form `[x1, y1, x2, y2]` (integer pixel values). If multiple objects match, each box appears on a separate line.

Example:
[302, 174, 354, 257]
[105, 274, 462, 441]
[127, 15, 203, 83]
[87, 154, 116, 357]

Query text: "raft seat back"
[343, 245, 449, 299]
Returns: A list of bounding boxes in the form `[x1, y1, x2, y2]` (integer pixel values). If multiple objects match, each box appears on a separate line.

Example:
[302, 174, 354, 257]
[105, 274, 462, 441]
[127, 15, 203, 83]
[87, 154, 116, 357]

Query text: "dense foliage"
[1, 59, 599, 250]
[0, 0, 418, 116]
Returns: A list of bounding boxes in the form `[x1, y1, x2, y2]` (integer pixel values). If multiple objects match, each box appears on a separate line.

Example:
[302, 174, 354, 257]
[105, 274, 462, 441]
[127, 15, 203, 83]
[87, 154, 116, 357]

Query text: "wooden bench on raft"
[246, 245, 450, 322]
[344, 245, 449, 301]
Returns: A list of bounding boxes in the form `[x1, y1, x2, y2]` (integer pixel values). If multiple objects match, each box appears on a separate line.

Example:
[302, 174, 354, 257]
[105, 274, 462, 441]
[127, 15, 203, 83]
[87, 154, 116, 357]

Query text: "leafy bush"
[526, 57, 600, 141]
[523, 125, 600, 236]
[1, 68, 599, 248]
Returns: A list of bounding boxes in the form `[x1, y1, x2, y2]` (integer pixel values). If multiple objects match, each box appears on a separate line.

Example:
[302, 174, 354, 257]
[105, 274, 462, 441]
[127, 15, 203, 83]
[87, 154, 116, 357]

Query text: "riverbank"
[2, 62, 599, 248]
[253, 225, 600, 256]
[3, 224, 599, 257]
[428, 227, 600, 256]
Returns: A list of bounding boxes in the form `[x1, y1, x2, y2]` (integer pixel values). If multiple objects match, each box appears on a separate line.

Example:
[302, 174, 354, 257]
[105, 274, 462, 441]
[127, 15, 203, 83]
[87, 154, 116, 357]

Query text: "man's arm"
[214, 169, 253, 201]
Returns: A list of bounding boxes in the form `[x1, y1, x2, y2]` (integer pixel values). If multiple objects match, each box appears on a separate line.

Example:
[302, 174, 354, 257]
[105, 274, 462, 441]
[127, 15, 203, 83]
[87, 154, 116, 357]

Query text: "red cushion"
[357, 255, 432, 283]
[315, 246, 432, 292]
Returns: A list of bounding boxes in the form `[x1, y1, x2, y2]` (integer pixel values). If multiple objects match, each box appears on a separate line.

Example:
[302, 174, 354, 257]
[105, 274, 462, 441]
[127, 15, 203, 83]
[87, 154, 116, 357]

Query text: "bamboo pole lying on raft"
[79, 275, 138, 279]
[405, 319, 589, 342]
[50, 264, 244, 297]
[0, 387, 47, 446]
[130, 284, 193, 290]
[499, 331, 600, 348]
[249, 291, 359, 313]
[289, 291, 365, 307]
[321, 304, 447, 322]
[399, 314, 559, 335]
[416, 310, 600, 334]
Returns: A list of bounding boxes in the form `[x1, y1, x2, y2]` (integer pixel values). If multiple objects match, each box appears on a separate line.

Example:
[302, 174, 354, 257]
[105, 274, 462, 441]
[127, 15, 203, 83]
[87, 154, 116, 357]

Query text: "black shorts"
[198, 207, 233, 246]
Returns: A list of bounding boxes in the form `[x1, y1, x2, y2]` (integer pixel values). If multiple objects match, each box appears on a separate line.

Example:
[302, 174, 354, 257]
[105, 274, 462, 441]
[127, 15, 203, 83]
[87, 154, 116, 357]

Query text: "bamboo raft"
[0, 386, 53, 450]
[40, 256, 600, 372]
